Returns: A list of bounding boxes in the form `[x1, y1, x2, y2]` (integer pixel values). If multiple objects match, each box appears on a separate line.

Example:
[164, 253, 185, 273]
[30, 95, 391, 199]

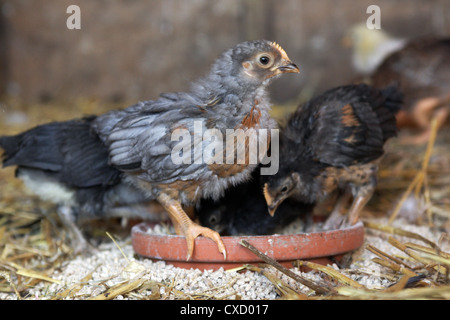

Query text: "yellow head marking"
[263, 183, 273, 206]
[271, 41, 289, 60]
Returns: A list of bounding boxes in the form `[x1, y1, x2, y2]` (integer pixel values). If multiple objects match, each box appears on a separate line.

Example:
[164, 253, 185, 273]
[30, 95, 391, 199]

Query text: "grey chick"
[1, 40, 299, 259]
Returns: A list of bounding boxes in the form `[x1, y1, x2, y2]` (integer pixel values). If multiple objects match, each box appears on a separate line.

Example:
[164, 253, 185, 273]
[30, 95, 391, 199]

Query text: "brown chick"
[263, 84, 402, 229]
[370, 38, 450, 144]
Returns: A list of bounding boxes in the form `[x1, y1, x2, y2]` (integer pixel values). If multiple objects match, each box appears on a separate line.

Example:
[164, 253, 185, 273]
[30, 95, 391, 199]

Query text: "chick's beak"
[267, 59, 299, 80]
[267, 202, 280, 217]
[263, 183, 280, 217]
[277, 60, 300, 74]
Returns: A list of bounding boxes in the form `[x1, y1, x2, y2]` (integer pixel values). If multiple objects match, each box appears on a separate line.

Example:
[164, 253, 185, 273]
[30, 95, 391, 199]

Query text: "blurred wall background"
[0, 0, 449, 106]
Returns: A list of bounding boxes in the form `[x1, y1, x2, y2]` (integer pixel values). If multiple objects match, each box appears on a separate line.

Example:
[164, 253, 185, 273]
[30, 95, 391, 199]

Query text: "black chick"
[263, 84, 402, 229]
[197, 170, 313, 236]
[0, 116, 164, 253]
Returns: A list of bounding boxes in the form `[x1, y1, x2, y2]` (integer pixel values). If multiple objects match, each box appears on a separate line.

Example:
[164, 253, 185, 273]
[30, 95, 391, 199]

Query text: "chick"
[1, 40, 299, 259]
[346, 24, 406, 76]
[0, 116, 164, 252]
[371, 38, 450, 144]
[346, 25, 450, 144]
[197, 170, 313, 236]
[263, 84, 402, 229]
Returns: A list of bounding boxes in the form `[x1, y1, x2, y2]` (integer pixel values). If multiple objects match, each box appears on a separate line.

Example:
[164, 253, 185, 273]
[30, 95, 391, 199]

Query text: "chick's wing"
[295, 87, 386, 168]
[100, 98, 212, 184]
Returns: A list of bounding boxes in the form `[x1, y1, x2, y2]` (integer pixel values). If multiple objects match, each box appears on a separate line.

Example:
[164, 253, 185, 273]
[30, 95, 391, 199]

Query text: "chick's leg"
[157, 193, 226, 261]
[347, 179, 376, 226]
[323, 191, 352, 230]
[57, 206, 96, 255]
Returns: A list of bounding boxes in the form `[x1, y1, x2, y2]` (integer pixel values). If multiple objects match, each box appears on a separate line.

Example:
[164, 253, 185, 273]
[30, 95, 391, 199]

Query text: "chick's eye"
[209, 215, 218, 224]
[259, 56, 270, 65]
[280, 186, 288, 193]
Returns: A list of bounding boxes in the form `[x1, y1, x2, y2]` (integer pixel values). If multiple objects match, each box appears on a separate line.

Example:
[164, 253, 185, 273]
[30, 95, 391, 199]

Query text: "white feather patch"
[18, 169, 75, 205]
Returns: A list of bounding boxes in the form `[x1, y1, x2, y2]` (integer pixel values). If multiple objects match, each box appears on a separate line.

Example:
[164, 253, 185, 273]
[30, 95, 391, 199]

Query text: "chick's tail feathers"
[1, 116, 94, 170]
[0, 116, 120, 188]
[369, 84, 403, 141]
[0, 135, 22, 166]
[0, 128, 62, 171]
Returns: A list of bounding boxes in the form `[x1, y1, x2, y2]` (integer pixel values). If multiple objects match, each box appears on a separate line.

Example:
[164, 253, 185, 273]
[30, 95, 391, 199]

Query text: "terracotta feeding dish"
[131, 221, 365, 271]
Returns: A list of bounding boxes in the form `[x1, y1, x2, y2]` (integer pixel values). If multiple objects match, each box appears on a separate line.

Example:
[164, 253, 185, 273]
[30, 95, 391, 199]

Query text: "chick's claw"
[184, 224, 227, 261]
